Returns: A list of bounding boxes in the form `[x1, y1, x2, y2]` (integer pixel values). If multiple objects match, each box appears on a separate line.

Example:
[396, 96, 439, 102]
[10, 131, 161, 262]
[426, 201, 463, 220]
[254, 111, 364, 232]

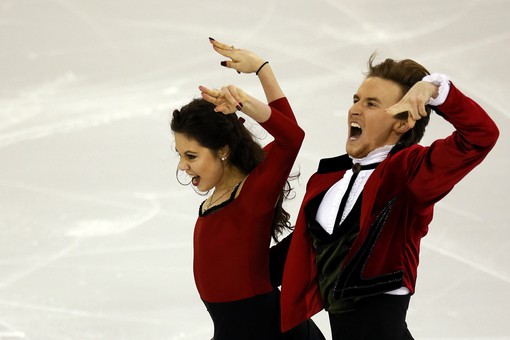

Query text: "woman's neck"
[215, 166, 246, 191]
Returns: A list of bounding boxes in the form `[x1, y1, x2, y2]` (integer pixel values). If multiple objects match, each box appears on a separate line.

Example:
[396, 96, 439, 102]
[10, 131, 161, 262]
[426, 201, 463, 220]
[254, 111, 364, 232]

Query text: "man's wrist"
[422, 73, 450, 106]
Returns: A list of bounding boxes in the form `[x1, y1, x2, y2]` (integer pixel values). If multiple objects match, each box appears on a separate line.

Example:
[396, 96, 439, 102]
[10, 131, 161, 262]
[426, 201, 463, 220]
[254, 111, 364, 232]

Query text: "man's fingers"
[392, 111, 409, 121]
[407, 117, 416, 129]
[418, 104, 429, 118]
[387, 104, 408, 119]
[387, 107, 417, 129]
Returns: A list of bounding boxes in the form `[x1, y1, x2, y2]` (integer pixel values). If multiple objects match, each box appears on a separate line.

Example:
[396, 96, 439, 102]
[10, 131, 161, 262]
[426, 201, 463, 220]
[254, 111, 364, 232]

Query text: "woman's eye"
[186, 154, 196, 160]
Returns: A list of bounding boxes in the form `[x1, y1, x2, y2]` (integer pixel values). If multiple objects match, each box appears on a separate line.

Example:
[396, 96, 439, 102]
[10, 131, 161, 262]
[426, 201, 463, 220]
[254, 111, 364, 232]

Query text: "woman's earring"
[176, 168, 208, 196]
[221, 156, 227, 161]
[175, 168, 191, 186]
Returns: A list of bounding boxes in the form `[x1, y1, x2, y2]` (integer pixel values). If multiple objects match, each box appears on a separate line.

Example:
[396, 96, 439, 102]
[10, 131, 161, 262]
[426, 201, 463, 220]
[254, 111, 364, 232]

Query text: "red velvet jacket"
[280, 83, 499, 331]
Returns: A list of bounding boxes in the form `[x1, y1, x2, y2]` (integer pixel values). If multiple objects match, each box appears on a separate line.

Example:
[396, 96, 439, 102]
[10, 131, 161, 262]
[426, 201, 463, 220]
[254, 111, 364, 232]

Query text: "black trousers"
[204, 289, 325, 340]
[328, 294, 414, 340]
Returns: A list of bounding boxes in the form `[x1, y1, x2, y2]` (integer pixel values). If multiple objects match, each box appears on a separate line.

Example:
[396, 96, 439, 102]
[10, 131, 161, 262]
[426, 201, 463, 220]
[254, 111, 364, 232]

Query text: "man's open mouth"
[350, 122, 362, 140]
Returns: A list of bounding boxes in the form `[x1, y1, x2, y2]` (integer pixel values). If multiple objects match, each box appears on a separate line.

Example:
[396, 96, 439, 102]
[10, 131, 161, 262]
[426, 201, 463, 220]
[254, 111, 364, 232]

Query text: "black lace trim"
[199, 183, 241, 217]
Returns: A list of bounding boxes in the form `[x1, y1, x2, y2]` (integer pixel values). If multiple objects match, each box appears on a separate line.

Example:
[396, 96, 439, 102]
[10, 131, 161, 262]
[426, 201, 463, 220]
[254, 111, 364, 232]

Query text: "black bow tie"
[352, 162, 379, 174]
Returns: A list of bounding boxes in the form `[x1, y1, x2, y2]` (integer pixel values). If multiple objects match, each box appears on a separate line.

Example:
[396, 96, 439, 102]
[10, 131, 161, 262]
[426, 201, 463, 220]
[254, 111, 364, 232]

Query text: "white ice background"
[1, 0, 509, 339]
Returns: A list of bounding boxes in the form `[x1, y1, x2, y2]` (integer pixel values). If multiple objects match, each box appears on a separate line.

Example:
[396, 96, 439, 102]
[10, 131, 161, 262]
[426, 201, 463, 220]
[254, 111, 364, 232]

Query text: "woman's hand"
[200, 84, 271, 123]
[199, 85, 247, 114]
[209, 37, 266, 74]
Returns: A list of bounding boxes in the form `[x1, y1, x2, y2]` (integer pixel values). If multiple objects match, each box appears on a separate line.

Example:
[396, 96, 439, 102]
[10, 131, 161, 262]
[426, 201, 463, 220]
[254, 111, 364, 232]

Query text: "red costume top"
[193, 97, 304, 303]
[280, 83, 499, 331]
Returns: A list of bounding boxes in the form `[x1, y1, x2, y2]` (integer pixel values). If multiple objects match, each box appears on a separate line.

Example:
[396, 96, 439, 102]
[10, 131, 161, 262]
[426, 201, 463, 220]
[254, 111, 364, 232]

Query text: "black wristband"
[255, 61, 269, 75]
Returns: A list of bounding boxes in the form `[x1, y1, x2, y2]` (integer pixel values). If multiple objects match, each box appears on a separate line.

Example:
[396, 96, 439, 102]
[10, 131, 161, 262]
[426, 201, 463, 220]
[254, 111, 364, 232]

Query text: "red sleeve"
[406, 82, 499, 207]
[240, 97, 304, 212]
[268, 97, 297, 121]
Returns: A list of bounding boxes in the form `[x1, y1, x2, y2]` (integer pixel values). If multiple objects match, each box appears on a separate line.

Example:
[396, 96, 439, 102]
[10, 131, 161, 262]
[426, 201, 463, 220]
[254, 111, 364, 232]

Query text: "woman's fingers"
[209, 37, 234, 52]
[199, 85, 219, 97]
[199, 85, 221, 104]
[199, 85, 243, 114]
[219, 85, 243, 111]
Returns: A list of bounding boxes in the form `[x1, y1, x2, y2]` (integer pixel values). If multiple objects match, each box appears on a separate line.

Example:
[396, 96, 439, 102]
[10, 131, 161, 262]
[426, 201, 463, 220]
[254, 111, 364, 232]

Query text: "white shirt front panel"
[315, 145, 394, 234]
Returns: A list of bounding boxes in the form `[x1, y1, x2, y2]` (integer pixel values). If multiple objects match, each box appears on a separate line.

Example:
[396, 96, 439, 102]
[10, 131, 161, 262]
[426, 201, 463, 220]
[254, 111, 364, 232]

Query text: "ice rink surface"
[1, 0, 509, 339]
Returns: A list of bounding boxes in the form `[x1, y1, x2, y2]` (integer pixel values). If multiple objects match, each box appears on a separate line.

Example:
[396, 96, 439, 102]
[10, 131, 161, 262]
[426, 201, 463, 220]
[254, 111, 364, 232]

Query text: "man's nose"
[350, 102, 363, 115]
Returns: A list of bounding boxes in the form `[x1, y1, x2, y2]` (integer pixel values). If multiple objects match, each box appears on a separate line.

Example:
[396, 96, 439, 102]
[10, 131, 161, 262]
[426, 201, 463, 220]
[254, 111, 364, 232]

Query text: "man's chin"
[346, 145, 370, 159]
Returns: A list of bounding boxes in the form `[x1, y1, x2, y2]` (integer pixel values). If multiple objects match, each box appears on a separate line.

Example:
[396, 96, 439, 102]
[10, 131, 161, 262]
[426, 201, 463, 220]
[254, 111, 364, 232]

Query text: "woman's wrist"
[256, 61, 269, 76]
[240, 94, 271, 123]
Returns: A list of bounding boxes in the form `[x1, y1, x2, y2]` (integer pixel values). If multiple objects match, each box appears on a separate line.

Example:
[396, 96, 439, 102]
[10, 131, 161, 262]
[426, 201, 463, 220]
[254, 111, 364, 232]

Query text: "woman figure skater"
[171, 39, 324, 340]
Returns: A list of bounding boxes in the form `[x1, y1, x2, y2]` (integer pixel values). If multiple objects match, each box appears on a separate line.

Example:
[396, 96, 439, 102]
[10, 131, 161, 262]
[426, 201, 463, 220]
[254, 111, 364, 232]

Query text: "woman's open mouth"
[191, 176, 200, 186]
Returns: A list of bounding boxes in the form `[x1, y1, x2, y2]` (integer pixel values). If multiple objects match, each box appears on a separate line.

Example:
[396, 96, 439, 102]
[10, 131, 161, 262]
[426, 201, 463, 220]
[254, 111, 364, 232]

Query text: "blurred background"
[1, 0, 509, 339]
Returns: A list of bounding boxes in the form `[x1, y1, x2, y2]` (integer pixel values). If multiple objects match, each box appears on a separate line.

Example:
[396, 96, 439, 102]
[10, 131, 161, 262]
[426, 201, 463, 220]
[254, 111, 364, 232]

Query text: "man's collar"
[316, 143, 407, 174]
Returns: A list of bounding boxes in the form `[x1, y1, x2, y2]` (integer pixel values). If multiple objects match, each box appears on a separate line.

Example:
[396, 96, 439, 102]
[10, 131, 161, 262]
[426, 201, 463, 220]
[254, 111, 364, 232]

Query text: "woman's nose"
[178, 158, 189, 171]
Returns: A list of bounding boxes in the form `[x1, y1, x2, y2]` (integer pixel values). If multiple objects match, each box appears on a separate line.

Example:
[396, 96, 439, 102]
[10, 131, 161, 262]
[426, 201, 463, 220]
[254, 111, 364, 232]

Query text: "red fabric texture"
[193, 97, 304, 303]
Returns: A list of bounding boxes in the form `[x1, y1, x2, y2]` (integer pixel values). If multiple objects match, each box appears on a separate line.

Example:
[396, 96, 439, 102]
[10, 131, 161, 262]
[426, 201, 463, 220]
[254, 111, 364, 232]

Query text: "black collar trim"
[317, 144, 406, 174]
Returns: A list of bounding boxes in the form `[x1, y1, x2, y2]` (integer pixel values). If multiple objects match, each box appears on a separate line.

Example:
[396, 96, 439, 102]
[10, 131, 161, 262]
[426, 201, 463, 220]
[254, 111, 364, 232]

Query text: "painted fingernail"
[238, 102, 243, 108]
[209, 37, 215, 41]
[237, 71, 241, 74]
[220, 61, 227, 67]
[236, 105, 242, 111]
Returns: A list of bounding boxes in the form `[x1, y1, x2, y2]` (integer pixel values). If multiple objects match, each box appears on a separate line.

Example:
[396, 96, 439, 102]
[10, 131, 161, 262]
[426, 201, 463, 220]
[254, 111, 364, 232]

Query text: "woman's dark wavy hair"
[366, 53, 431, 147]
[171, 98, 295, 241]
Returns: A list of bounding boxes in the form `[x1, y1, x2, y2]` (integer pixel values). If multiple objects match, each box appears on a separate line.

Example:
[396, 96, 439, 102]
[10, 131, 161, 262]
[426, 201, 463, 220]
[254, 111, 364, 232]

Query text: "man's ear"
[393, 119, 411, 136]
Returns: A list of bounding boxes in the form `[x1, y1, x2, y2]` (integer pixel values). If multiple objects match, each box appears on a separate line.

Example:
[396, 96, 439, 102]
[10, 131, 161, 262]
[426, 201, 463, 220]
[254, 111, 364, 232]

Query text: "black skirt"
[203, 289, 325, 340]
